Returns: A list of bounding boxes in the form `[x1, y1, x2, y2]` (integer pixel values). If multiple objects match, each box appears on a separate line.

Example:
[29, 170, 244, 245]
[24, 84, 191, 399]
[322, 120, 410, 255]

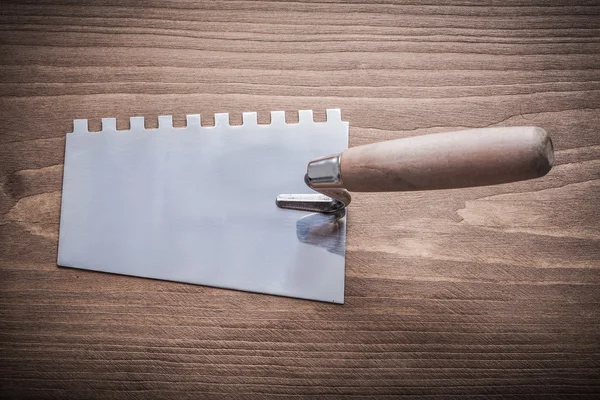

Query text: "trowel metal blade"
[57, 110, 348, 303]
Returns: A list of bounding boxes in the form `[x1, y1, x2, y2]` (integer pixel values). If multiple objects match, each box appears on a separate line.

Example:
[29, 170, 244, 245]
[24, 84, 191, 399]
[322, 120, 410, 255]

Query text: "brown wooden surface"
[1, 0, 599, 398]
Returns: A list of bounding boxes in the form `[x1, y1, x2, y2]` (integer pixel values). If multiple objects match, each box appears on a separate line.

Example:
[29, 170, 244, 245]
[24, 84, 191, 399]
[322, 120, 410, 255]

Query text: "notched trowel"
[58, 109, 553, 303]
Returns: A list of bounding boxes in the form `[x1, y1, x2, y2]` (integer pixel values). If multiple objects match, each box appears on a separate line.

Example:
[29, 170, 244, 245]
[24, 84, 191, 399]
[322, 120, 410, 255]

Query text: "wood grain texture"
[1, 0, 599, 398]
[340, 126, 554, 191]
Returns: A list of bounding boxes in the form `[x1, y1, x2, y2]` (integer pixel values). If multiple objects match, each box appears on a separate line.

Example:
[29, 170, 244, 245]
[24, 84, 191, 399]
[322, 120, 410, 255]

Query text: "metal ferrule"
[276, 153, 351, 214]
[306, 154, 344, 188]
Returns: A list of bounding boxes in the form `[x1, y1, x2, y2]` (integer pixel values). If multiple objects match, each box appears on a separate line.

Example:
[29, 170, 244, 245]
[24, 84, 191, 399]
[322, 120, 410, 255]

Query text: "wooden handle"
[340, 126, 553, 192]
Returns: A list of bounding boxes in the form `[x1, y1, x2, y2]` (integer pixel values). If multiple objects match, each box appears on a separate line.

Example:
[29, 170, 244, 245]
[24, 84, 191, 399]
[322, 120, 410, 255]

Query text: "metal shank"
[276, 155, 352, 213]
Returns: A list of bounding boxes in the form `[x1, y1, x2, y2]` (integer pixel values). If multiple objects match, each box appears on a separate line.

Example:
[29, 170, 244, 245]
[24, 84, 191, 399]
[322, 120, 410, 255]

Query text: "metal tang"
[276, 154, 351, 213]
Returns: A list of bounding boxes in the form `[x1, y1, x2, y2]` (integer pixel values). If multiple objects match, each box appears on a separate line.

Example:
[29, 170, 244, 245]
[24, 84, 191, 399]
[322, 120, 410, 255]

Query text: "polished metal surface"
[276, 172, 351, 214]
[306, 154, 343, 188]
[276, 193, 342, 213]
[58, 109, 349, 303]
[277, 153, 352, 213]
[295, 210, 346, 257]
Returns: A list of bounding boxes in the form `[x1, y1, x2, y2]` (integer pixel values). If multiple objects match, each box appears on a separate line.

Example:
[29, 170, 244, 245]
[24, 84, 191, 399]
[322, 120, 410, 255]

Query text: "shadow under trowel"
[296, 210, 346, 256]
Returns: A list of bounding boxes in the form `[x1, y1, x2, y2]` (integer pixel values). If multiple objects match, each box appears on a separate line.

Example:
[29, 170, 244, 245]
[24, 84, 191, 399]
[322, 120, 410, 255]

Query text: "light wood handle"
[340, 126, 553, 192]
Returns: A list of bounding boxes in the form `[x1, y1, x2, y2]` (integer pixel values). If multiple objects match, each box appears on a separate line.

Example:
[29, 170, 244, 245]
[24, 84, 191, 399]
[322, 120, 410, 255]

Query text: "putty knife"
[57, 110, 553, 303]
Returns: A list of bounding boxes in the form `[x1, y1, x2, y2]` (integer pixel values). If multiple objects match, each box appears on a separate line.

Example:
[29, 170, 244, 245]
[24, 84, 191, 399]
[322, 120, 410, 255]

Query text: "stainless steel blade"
[58, 109, 348, 303]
